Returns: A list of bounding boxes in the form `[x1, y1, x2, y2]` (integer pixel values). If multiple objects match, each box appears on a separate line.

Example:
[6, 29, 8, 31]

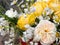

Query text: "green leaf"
[0, 5, 6, 14]
[35, 18, 40, 23]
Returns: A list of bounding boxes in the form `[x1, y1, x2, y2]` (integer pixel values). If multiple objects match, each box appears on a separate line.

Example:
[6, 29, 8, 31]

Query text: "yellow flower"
[48, 0, 60, 12]
[17, 14, 36, 30]
[56, 32, 60, 37]
[27, 13, 36, 25]
[53, 11, 60, 23]
[31, 1, 48, 17]
[17, 15, 28, 30]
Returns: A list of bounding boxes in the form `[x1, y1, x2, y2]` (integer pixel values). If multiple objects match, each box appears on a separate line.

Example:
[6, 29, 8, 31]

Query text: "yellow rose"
[31, 1, 48, 17]
[27, 13, 36, 25]
[48, 0, 60, 12]
[17, 14, 36, 30]
[17, 14, 28, 30]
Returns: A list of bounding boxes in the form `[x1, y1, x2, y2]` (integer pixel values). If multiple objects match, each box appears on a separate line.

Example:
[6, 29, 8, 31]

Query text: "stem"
[17, 5, 23, 13]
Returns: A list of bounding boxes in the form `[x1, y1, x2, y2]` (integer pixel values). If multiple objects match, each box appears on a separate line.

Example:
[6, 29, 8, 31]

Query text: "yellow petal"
[48, 0, 60, 12]
[31, 1, 48, 17]
[17, 14, 36, 30]
[27, 13, 36, 25]
[17, 15, 28, 30]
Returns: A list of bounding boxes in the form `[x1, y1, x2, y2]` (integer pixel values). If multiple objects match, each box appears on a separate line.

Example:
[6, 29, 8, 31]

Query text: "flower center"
[45, 30, 49, 32]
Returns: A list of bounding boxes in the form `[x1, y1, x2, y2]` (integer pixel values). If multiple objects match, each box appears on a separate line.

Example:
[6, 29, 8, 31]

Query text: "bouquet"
[0, 0, 60, 45]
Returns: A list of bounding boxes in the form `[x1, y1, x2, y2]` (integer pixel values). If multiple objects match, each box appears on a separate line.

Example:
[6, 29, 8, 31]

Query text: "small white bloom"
[4, 41, 10, 45]
[23, 27, 34, 42]
[21, 5, 25, 8]
[10, 33, 14, 37]
[34, 43, 38, 45]
[26, 0, 30, 1]
[1, 30, 6, 36]
[43, 7, 54, 15]
[37, 0, 42, 2]
[53, 15, 60, 24]
[21, 37, 25, 42]
[37, 0, 50, 2]
[23, 29, 33, 40]
[30, 41, 33, 45]
[26, 33, 33, 39]
[8, 43, 13, 45]
[38, 16, 43, 20]
[5, 8, 18, 18]
[34, 20, 56, 45]
[30, 7, 36, 13]
[11, 0, 18, 5]
[24, 8, 28, 13]
[24, 24, 31, 29]
[23, 32, 26, 35]
[23, 36, 29, 42]
[0, 17, 10, 36]
[26, 3, 28, 6]
[42, 7, 54, 20]
[33, 35, 40, 42]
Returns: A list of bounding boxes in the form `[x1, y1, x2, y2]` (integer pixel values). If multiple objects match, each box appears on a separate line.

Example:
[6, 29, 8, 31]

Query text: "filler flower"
[11, 0, 18, 5]
[34, 20, 56, 45]
[5, 8, 18, 18]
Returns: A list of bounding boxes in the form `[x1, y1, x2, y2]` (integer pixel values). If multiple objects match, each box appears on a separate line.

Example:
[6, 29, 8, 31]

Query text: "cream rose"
[34, 20, 56, 45]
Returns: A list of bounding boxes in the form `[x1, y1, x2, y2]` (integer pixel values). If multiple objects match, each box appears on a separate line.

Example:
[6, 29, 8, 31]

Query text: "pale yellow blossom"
[34, 20, 56, 45]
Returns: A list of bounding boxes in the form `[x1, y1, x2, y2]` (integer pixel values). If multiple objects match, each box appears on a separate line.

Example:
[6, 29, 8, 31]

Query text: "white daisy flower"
[34, 20, 56, 45]
[5, 8, 18, 18]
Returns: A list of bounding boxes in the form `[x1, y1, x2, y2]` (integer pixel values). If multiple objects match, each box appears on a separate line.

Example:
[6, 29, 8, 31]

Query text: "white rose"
[34, 20, 56, 45]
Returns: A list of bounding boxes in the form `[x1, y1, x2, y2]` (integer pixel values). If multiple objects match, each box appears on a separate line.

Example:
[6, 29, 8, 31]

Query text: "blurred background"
[0, 0, 36, 13]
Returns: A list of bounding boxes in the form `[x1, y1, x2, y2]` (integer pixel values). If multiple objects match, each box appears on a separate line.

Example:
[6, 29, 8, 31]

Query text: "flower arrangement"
[0, 0, 60, 45]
